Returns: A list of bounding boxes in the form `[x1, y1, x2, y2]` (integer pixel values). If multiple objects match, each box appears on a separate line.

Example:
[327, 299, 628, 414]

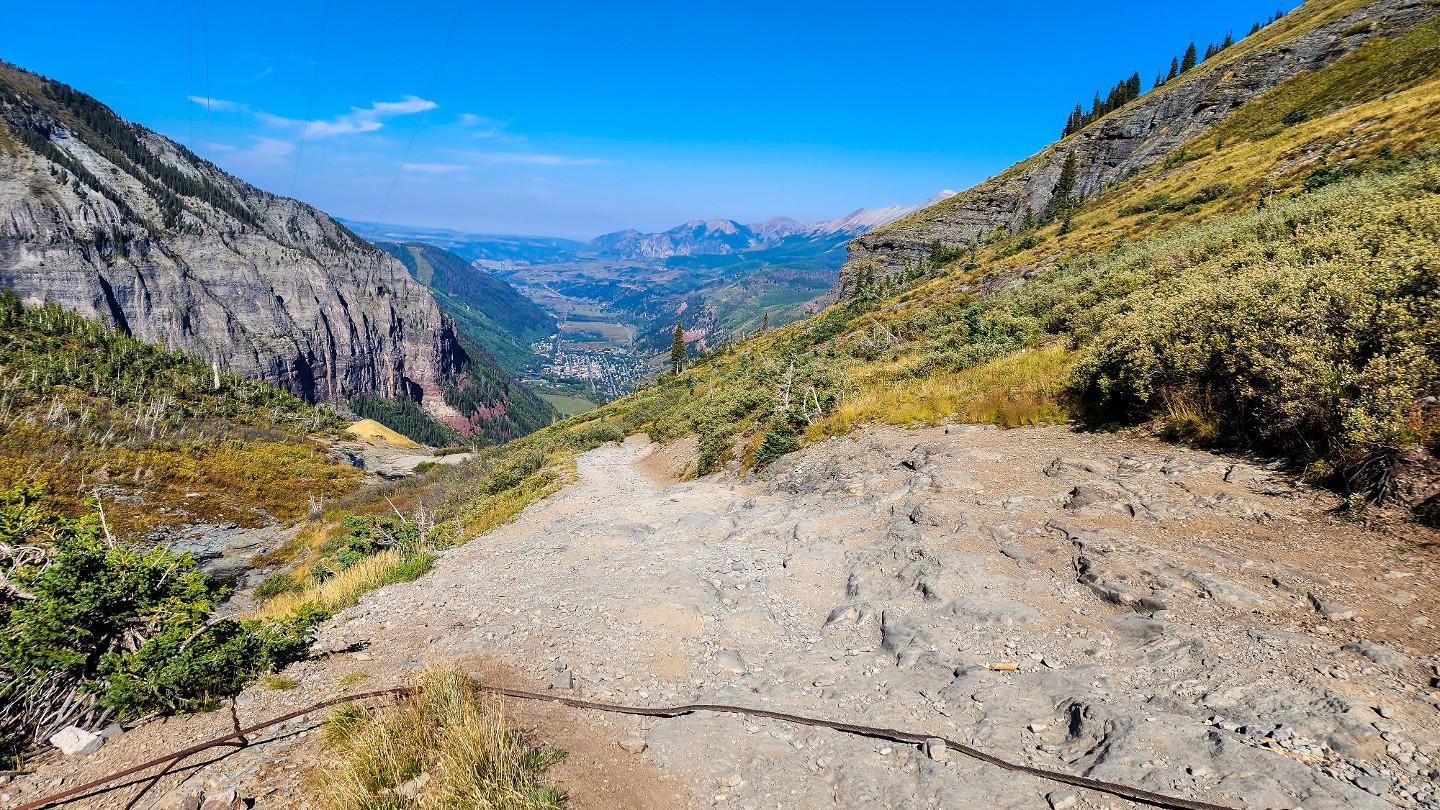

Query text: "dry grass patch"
[251, 548, 434, 622]
[313, 665, 565, 810]
[810, 345, 1072, 439]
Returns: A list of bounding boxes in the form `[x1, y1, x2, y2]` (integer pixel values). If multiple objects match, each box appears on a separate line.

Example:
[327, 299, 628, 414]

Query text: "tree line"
[1062, 9, 1287, 137]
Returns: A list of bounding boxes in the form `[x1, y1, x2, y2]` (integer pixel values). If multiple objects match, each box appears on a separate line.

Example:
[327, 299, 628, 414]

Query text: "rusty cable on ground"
[18, 683, 1240, 810]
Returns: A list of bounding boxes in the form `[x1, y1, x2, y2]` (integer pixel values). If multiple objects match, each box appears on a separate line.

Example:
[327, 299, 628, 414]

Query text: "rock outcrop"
[837, 0, 1440, 297]
[0, 62, 462, 405]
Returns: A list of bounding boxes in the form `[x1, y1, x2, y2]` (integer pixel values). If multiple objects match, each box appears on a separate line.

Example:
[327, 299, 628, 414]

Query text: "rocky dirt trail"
[11, 425, 1440, 810]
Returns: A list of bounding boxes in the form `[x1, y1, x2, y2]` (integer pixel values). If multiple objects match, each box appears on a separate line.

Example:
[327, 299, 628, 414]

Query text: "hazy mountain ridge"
[342, 219, 586, 265]
[589, 191, 957, 262]
[0, 62, 467, 410]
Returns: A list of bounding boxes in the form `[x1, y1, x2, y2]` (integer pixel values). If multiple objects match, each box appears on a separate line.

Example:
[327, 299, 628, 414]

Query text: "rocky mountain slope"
[0, 62, 462, 407]
[376, 241, 557, 374]
[838, 0, 1439, 295]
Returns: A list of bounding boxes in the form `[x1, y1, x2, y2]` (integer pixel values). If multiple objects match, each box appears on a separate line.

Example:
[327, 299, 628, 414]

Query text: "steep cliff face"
[0, 62, 463, 406]
[837, 0, 1439, 297]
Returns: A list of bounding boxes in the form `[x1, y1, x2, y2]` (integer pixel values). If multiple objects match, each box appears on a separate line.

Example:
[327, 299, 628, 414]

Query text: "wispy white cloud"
[291, 96, 437, 139]
[231, 136, 296, 165]
[453, 150, 607, 166]
[402, 162, 467, 174]
[187, 96, 242, 112]
[192, 94, 437, 140]
[457, 113, 503, 128]
[455, 113, 521, 141]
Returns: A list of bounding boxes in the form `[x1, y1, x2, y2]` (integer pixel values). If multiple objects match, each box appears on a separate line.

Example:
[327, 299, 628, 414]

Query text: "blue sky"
[2, 1, 1291, 239]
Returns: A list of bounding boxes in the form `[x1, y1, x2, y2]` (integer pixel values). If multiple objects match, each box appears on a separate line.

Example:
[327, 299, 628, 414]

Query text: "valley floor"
[13, 425, 1440, 810]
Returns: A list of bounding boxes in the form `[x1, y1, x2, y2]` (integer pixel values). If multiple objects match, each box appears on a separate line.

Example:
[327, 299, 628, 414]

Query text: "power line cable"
[289, 0, 332, 197]
[187, 0, 195, 152]
[376, 0, 467, 224]
[202, 0, 212, 162]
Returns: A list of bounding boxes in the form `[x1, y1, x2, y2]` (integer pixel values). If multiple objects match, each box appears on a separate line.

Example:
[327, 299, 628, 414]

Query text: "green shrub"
[1118, 184, 1231, 216]
[754, 431, 800, 467]
[378, 554, 436, 586]
[1305, 165, 1350, 190]
[322, 515, 422, 569]
[0, 485, 320, 764]
[1065, 163, 1440, 497]
[255, 571, 302, 601]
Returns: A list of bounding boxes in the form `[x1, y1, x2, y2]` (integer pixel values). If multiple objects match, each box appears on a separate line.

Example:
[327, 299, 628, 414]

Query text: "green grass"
[538, 393, 597, 419]
[264, 675, 299, 691]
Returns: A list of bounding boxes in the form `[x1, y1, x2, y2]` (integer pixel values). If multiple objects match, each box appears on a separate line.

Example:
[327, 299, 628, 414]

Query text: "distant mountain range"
[343, 191, 958, 362]
[343, 191, 956, 266]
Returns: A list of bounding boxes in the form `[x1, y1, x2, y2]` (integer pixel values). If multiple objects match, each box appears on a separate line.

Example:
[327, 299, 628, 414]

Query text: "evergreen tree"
[1221, 31, 1234, 49]
[1154, 72, 1165, 89]
[1168, 57, 1180, 81]
[1204, 43, 1217, 60]
[1249, 21, 1262, 35]
[761, 312, 770, 332]
[670, 321, 686, 374]
[1125, 72, 1142, 100]
[1064, 103, 1083, 136]
[1054, 152, 1079, 201]
[1181, 43, 1198, 72]
[1044, 151, 1081, 222]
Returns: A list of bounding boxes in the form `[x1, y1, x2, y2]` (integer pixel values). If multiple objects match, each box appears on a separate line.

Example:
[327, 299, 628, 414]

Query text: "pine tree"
[1249, 21, 1261, 35]
[1221, 31, 1234, 49]
[1168, 57, 1180, 81]
[1044, 151, 1080, 222]
[671, 321, 686, 374]
[761, 312, 770, 332]
[1064, 103, 1083, 136]
[1054, 152, 1079, 201]
[1181, 43, 1198, 72]
[1125, 72, 1142, 100]
[1154, 72, 1165, 89]
[1204, 43, 1217, 60]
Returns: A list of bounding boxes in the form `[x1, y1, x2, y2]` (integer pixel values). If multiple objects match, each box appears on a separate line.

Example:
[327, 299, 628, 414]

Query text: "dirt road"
[13, 425, 1440, 809]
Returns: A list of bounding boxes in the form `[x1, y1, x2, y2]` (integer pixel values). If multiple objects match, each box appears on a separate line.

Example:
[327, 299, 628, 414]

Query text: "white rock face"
[48, 725, 103, 756]
[0, 63, 463, 407]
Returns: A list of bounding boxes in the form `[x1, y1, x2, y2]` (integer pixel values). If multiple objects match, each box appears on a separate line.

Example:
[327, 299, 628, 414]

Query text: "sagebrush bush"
[1060, 164, 1440, 496]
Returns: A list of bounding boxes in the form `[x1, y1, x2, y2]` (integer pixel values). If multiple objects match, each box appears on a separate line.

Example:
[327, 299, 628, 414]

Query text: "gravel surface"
[11, 425, 1440, 810]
